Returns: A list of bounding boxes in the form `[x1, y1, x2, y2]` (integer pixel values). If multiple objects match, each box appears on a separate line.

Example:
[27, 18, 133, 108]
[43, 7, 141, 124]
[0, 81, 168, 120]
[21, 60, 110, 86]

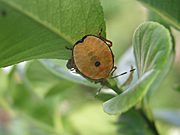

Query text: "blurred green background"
[0, 0, 180, 135]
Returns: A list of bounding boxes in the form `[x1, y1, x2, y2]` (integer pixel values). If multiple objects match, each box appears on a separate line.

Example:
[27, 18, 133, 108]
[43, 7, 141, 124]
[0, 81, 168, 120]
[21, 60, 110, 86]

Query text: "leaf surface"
[137, 0, 180, 30]
[0, 0, 105, 67]
[103, 22, 172, 115]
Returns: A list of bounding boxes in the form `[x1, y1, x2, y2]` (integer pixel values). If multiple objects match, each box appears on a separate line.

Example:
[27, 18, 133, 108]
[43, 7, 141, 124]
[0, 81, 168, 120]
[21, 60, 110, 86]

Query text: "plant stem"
[138, 109, 159, 135]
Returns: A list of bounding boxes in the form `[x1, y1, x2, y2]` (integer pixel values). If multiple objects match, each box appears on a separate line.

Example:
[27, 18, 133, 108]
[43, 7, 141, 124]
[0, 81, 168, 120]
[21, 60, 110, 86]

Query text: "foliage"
[0, 0, 180, 134]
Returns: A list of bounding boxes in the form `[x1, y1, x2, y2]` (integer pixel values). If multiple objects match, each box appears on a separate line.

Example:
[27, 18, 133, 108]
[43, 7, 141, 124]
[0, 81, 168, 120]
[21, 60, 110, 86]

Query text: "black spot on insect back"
[2, 10, 6, 16]
[95, 61, 100, 67]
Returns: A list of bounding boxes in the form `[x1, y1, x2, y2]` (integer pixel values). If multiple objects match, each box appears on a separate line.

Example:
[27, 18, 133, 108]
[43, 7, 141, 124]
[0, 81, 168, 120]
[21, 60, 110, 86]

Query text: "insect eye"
[95, 61, 100, 67]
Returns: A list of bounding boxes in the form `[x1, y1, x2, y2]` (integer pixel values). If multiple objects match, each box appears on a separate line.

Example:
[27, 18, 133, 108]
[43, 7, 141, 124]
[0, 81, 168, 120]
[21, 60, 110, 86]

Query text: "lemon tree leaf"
[0, 0, 105, 68]
[103, 22, 172, 115]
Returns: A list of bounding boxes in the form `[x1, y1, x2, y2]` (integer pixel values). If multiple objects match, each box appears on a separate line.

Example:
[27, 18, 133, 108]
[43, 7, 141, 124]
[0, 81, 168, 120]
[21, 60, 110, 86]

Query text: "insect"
[66, 28, 135, 97]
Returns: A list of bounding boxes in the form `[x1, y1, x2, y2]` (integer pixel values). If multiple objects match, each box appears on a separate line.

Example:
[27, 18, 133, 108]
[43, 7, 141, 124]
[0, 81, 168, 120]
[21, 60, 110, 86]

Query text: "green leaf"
[116, 46, 138, 89]
[145, 51, 175, 102]
[154, 120, 180, 135]
[147, 10, 171, 31]
[153, 109, 180, 127]
[103, 22, 172, 115]
[40, 59, 99, 88]
[0, 0, 106, 68]
[0, 68, 8, 95]
[152, 109, 180, 135]
[172, 84, 180, 93]
[142, 9, 176, 121]
[25, 60, 77, 98]
[8, 66, 76, 134]
[117, 108, 155, 135]
[147, 10, 176, 47]
[137, 0, 180, 30]
[8, 77, 56, 134]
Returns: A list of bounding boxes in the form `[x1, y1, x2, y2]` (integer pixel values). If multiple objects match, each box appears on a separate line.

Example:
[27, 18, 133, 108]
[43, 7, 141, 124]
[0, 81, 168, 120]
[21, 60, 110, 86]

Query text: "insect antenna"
[108, 68, 136, 79]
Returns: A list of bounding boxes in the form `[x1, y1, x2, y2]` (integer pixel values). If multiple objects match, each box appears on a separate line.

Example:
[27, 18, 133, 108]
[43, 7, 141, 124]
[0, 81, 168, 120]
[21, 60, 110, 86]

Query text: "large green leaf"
[141, 9, 176, 122]
[137, 0, 180, 30]
[0, 0, 105, 68]
[103, 22, 172, 115]
[144, 11, 175, 101]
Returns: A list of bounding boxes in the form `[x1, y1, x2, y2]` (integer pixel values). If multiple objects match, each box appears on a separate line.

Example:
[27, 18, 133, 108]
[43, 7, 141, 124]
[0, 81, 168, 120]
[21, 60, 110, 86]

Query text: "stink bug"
[66, 28, 135, 97]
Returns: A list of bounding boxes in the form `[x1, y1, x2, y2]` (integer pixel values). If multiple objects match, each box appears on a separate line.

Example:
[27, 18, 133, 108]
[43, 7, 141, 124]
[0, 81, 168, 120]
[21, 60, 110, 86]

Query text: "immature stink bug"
[66, 28, 135, 97]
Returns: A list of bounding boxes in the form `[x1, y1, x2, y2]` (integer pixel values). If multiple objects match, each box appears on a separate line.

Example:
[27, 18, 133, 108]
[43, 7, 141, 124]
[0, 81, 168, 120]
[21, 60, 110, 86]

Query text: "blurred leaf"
[7, 66, 64, 134]
[155, 120, 180, 135]
[96, 93, 116, 102]
[103, 22, 172, 115]
[0, 69, 8, 95]
[0, 0, 106, 68]
[147, 10, 176, 47]
[117, 108, 155, 135]
[8, 83, 57, 134]
[45, 81, 76, 97]
[153, 109, 180, 127]
[137, 0, 180, 30]
[7, 62, 96, 134]
[148, 10, 171, 31]
[29, 60, 114, 100]
[67, 102, 119, 135]
[25, 60, 77, 98]
[172, 84, 180, 93]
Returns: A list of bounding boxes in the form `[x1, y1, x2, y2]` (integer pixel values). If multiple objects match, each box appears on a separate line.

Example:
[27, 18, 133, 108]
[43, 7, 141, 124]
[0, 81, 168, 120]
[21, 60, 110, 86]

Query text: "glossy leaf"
[0, 0, 105, 68]
[137, 0, 180, 30]
[103, 22, 172, 115]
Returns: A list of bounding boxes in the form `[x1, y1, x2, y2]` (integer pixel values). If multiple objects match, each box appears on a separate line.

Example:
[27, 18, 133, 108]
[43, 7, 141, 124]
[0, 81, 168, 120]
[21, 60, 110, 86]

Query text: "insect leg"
[71, 58, 75, 67]
[98, 28, 112, 47]
[110, 66, 117, 76]
[65, 46, 73, 50]
[94, 78, 106, 98]
[94, 80, 99, 84]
